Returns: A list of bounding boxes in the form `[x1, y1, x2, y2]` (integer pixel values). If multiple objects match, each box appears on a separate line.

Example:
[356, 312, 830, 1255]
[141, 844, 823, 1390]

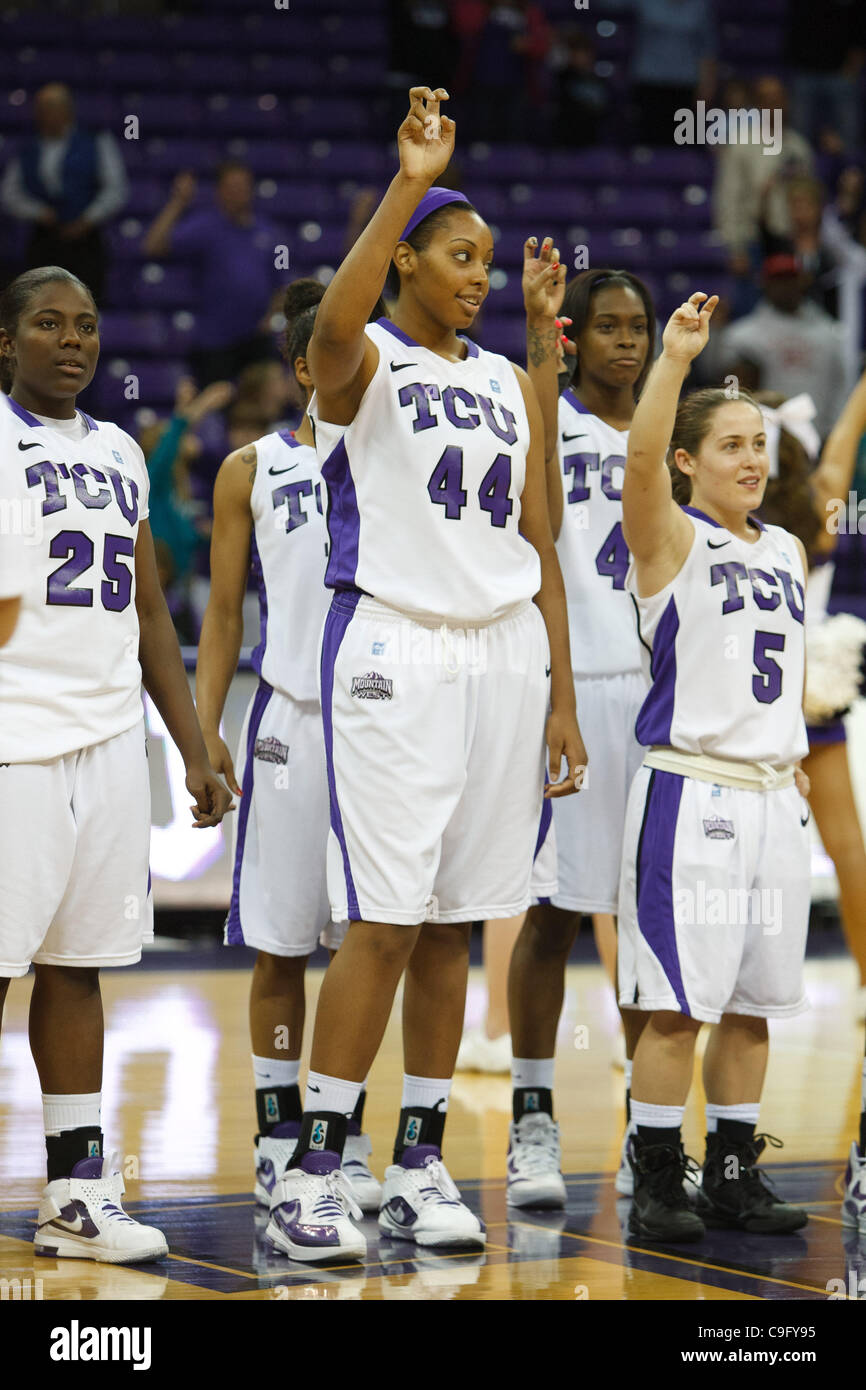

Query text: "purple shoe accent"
[383, 1196, 417, 1227]
[43, 1198, 100, 1240]
[70, 1157, 105, 1180]
[257, 1158, 277, 1195]
[299, 1149, 341, 1176]
[269, 1120, 301, 1140]
[400, 1145, 440, 1170]
[346, 1119, 361, 1136]
[270, 1200, 338, 1247]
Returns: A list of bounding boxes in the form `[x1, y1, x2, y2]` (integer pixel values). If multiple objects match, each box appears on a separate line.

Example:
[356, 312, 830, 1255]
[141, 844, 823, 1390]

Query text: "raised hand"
[662, 292, 719, 364]
[522, 235, 566, 321]
[397, 87, 456, 186]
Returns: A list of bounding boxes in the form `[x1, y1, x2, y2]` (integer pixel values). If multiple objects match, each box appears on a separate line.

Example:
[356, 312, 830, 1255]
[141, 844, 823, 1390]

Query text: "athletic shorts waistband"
[643, 746, 795, 791]
[331, 590, 532, 630]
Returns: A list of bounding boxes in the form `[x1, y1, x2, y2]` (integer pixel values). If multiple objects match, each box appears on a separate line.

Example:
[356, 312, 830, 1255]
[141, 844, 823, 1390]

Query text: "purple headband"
[399, 186, 466, 243]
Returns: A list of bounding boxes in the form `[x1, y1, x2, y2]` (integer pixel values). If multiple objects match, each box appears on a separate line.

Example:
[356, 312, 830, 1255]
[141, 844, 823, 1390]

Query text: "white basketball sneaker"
[378, 1145, 486, 1247]
[34, 1155, 168, 1264]
[342, 1129, 382, 1213]
[267, 1151, 367, 1263]
[254, 1131, 299, 1206]
[841, 1140, 866, 1233]
[506, 1112, 567, 1209]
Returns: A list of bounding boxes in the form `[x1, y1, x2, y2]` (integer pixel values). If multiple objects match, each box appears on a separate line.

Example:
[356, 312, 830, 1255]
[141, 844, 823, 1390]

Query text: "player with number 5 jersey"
[267, 87, 587, 1264]
[618, 291, 811, 1245]
[0, 266, 233, 1265]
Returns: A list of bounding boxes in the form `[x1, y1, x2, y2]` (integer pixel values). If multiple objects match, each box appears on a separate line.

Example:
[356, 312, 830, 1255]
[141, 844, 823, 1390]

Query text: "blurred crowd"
[1, 1, 865, 636]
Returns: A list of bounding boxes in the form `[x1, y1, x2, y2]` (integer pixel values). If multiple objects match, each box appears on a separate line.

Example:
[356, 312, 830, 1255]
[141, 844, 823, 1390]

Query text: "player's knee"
[416, 920, 471, 958]
[33, 963, 100, 996]
[351, 921, 419, 971]
[255, 949, 309, 983]
[523, 902, 579, 957]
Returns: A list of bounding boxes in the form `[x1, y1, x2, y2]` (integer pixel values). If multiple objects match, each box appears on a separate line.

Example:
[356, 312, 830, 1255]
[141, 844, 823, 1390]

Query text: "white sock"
[42, 1092, 101, 1137]
[511, 1057, 555, 1091]
[706, 1102, 760, 1134]
[252, 1054, 300, 1089]
[624, 1060, 633, 1091]
[630, 1100, 685, 1131]
[304, 1071, 362, 1117]
[402, 1073, 451, 1112]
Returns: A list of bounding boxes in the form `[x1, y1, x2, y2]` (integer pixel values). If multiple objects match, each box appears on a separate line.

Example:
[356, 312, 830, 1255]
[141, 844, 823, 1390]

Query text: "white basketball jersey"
[0, 394, 149, 763]
[309, 318, 541, 623]
[554, 389, 641, 677]
[628, 507, 808, 765]
[249, 429, 330, 704]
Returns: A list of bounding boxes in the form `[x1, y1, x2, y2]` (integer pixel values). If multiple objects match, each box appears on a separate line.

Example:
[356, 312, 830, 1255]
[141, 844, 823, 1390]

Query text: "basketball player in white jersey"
[0, 410, 25, 644]
[0, 266, 233, 1263]
[755, 376, 866, 1233]
[265, 88, 586, 1263]
[196, 280, 382, 1220]
[619, 291, 811, 1241]
[506, 264, 656, 1207]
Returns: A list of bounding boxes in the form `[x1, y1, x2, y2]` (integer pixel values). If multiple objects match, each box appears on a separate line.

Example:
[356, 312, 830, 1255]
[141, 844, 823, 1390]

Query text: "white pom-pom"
[804, 613, 866, 723]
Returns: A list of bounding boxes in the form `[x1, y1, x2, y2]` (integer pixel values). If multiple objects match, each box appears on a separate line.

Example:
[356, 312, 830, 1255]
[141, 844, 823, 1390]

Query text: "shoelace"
[733, 1133, 785, 1199]
[310, 1168, 363, 1223]
[642, 1145, 701, 1207]
[100, 1202, 136, 1225]
[514, 1130, 559, 1174]
[418, 1157, 462, 1207]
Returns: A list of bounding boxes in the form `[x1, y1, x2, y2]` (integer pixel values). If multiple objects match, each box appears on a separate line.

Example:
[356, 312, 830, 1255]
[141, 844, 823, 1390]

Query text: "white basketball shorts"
[532, 670, 646, 914]
[225, 681, 347, 957]
[0, 719, 153, 977]
[617, 765, 811, 1023]
[320, 593, 550, 926]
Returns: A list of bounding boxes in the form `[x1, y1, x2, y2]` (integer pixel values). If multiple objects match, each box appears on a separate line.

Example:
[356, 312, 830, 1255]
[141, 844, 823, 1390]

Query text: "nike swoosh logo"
[707, 539, 731, 549]
[389, 362, 418, 372]
[307, 1084, 320, 1093]
[268, 463, 299, 475]
[17, 440, 40, 450]
[800, 811, 810, 826]
[545, 665, 551, 677]
[562, 432, 586, 442]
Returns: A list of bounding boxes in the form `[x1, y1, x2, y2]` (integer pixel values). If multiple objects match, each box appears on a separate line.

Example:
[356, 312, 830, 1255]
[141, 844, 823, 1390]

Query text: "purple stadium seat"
[132, 264, 197, 311]
[546, 150, 629, 184]
[100, 359, 187, 411]
[630, 149, 714, 186]
[98, 312, 166, 355]
[139, 140, 224, 175]
[118, 95, 204, 136]
[305, 143, 390, 179]
[256, 182, 335, 219]
[124, 179, 172, 220]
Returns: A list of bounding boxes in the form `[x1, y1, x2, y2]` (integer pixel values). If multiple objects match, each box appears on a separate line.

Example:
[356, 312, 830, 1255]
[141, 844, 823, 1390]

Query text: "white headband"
[759, 394, 821, 478]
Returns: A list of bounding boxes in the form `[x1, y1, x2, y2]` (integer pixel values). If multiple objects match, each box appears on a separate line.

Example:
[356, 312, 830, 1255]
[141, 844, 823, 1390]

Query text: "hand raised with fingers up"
[397, 87, 456, 186]
[522, 235, 566, 321]
[662, 291, 719, 365]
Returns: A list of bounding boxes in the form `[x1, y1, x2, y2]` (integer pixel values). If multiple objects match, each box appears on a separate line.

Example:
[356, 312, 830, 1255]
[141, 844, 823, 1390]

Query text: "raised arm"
[811, 364, 866, 554]
[195, 446, 256, 795]
[623, 293, 716, 592]
[307, 87, 455, 424]
[523, 234, 566, 539]
[513, 364, 587, 797]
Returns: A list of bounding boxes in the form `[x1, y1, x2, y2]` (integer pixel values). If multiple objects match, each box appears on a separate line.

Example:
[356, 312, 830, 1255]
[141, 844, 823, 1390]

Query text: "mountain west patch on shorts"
[351, 671, 393, 700]
[254, 736, 289, 764]
[703, 815, 735, 840]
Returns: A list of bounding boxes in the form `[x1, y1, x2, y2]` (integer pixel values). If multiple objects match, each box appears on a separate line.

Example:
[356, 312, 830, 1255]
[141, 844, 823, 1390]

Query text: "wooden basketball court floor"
[0, 951, 863, 1303]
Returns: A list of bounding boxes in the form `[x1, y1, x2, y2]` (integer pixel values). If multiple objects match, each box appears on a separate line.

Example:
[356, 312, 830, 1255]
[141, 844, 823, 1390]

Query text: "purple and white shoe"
[254, 1124, 300, 1206]
[378, 1145, 486, 1248]
[841, 1141, 866, 1234]
[35, 1155, 168, 1265]
[266, 1151, 366, 1263]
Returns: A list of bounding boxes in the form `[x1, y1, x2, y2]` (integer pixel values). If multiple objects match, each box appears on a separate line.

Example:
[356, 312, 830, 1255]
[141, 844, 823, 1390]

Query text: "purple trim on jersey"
[320, 591, 361, 921]
[563, 387, 592, 416]
[277, 429, 301, 449]
[682, 504, 765, 533]
[5, 396, 42, 427]
[375, 316, 479, 359]
[321, 437, 360, 591]
[635, 596, 680, 747]
[249, 533, 269, 677]
[147, 867, 151, 895]
[635, 769, 690, 1015]
[78, 410, 98, 432]
[225, 678, 274, 945]
[807, 717, 846, 747]
[533, 797, 552, 861]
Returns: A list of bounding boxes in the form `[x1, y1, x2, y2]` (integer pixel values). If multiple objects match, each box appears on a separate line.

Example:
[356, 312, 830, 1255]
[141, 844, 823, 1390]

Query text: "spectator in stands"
[460, 1, 552, 141]
[143, 163, 285, 387]
[786, 0, 865, 154]
[620, 0, 717, 147]
[833, 163, 866, 247]
[549, 27, 610, 148]
[713, 74, 815, 313]
[0, 84, 127, 304]
[720, 255, 848, 439]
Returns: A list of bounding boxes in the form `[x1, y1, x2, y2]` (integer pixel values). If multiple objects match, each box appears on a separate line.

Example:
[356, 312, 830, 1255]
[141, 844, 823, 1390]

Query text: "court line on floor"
[499, 1222, 830, 1296]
